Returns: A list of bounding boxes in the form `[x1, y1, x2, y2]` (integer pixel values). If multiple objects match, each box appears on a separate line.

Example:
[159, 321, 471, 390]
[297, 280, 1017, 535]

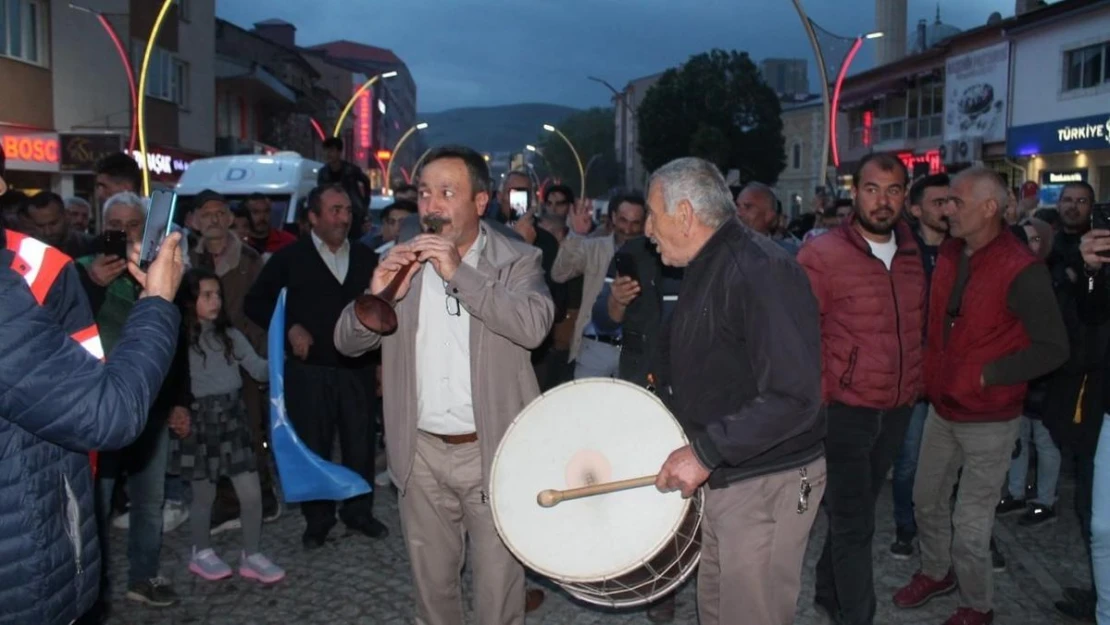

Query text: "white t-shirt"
[867, 236, 898, 271]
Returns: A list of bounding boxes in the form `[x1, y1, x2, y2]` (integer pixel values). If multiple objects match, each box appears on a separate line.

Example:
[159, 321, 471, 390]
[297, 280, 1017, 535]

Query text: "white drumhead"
[490, 378, 690, 582]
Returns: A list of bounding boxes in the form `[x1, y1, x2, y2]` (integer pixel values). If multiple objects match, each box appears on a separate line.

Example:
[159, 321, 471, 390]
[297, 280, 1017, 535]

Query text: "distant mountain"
[418, 103, 579, 154]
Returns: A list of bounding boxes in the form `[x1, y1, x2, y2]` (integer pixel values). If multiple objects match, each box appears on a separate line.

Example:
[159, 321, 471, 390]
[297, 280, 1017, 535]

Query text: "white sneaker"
[112, 512, 130, 530]
[163, 500, 190, 533]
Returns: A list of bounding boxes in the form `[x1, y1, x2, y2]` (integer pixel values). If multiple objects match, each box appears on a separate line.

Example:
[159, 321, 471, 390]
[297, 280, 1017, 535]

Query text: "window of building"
[792, 143, 801, 170]
[176, 0, 190, 22]
[908, 82, 943, 139]
[0, 0, 48, 66]
[1065, 41, 1110, 91]
[875, 94, 907, 143]
[132, 43, 189, 107]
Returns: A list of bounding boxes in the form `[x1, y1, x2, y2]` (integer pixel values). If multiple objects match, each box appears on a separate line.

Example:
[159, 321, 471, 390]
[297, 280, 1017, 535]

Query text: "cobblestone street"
[104, 473, 1091, 624]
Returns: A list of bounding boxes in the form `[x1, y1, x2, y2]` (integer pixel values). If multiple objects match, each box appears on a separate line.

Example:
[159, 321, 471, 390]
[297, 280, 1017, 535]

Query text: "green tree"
[535, 107, 619, 199]
[637, 49, 786, 185]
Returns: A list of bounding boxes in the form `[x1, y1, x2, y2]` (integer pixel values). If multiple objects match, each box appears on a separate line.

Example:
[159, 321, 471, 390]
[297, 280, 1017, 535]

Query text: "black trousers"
[285, 360, 376, 533]
[815, 402, 912, 625]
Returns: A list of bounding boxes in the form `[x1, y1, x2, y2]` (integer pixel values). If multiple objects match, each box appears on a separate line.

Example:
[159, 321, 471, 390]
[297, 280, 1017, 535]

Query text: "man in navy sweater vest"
[245, 183, 387, 548]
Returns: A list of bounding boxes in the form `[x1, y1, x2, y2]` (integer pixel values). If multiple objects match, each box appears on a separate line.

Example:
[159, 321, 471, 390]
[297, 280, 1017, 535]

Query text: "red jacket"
[924, 231, 1036, 422]
[798, 218, 925, 409]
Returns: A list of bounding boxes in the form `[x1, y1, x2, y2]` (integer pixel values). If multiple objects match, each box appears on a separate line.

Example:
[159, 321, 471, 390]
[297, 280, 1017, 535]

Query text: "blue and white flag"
[268, 288, 371, 503]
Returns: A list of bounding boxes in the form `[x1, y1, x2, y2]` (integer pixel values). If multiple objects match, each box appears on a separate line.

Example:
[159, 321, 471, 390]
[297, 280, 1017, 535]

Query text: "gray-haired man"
[649, 157, 826, 625]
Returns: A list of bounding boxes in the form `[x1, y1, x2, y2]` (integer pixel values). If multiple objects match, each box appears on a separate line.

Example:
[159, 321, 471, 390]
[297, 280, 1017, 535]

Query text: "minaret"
[875, 0, 908, 66]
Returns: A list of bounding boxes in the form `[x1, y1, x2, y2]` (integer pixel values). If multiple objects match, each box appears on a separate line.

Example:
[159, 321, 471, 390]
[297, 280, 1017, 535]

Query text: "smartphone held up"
[139, 189, 178, 270]
[1093, 203, 1110, 260]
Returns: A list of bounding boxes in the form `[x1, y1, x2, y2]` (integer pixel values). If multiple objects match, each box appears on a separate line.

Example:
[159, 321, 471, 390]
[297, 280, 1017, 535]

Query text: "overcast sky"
[217, 0, 1021, 113]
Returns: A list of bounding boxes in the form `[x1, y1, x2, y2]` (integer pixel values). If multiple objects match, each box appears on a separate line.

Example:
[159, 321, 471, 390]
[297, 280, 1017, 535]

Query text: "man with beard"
[242, 193, 296, 257]
[889, 173, 950, 559]
[893, 168, 1067, 625]
[797, 152, 926, 625]
[552, 190, 646, 379]
[318, 138, 372, 242]
[21, 192, 93, 258]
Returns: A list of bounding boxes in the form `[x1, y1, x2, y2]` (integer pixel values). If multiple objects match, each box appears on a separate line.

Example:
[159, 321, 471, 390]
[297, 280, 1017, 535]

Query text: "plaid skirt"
[170, 390, 257, 481]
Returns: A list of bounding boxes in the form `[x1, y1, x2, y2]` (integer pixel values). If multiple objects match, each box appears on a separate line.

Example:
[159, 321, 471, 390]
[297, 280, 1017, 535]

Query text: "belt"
[421, 430, 478, 445]
[584, 334, 622, 346]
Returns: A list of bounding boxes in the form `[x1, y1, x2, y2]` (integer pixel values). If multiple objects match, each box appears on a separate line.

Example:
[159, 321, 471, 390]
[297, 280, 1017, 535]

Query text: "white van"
[175, 151, 322, 229]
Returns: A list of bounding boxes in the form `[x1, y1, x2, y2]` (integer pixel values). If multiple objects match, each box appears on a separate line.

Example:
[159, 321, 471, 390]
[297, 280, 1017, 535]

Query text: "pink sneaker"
[239, 551, 285, 584]
[188, 547, 232, 581]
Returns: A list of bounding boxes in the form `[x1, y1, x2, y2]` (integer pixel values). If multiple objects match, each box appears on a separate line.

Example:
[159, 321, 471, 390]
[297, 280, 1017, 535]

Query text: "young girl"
[172, 268, 284, 584]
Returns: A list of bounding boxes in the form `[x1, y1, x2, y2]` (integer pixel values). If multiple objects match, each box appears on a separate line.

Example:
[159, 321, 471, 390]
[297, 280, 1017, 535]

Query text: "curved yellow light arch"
[333, 71, 397, 138]
[384, 122, 428, 191]
[136, 0, 176, 196]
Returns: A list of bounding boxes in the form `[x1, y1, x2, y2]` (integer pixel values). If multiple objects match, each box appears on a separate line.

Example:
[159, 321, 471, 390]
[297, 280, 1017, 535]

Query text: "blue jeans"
[97, 424, 169, 587]
[891, 401, 928, 537]
[1007, 416, 1061, 506]
[1091, 415, 1110, 624]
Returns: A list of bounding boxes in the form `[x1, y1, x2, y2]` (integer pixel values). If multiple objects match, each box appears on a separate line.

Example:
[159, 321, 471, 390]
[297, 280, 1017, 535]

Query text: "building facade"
[0, 0, 216, 201]
[306, 41, 420, 189]
[760, 58, 810, 98]
[777, 96, 826, 217]
[615, 71, 663, 190]
[1006, 1, 1110, 203]
[215, 18, 329, 162]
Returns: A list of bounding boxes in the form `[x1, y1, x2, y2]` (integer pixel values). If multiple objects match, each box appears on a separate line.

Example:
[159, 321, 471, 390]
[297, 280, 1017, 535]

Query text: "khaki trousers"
[698, 457, 827, 625]
[399, 431, 525, 625]
[914, 408, 1020, 612]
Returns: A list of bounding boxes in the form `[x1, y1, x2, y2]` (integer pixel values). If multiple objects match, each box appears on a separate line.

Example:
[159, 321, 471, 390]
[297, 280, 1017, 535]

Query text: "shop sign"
[944, 42, 1010, 143]
[60, 134, 123, 173]
[127, 148, 193, 177]
[1007, 113, 1110, 156]
[895, 149, 944, 176]
[1039, 169, 1089, 206]
[0, 130, 60, 172]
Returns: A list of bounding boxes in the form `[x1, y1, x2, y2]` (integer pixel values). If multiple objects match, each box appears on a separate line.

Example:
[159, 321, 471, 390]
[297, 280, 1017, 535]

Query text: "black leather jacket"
[657, 218, 825, 487]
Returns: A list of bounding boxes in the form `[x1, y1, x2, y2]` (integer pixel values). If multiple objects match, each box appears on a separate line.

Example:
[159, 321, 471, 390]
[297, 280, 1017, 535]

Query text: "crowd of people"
[1, 138, 1109, 625]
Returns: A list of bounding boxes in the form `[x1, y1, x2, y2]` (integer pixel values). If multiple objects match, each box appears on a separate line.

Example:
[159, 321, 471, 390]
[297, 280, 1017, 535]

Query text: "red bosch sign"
[0, 130, 62, 172]
[2, 133, 60, 168]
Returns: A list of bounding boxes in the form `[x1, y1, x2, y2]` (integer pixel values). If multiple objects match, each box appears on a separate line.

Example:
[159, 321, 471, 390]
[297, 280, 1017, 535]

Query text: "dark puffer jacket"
[0, 253, 179, 625]
[798, 217, 926, 409]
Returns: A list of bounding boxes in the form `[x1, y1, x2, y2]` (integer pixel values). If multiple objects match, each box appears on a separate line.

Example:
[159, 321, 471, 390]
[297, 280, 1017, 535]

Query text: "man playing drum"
[648, 157, 827, 625]
[333, 145, 555, 625]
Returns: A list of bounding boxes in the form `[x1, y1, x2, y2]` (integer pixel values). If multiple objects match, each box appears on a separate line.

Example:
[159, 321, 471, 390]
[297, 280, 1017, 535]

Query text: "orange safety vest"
[5, 230, 104, 474]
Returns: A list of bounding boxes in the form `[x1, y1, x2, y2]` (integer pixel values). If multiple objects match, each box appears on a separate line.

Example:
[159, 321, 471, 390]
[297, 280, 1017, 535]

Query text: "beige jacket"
[333, 224, 555, 494]
[551, 233, 615, 361]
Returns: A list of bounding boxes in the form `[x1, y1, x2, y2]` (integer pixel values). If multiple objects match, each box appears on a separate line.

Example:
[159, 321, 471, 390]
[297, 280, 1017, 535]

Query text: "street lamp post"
[542, 124, 586, 200]
[831, 32, 883, 170]
[69, 3, 137, 153]
[384, 122, 428, 191]
[587, 76, 629, 186]
[136, 0, 176, 195]
[333, 71, 398, 137]
[412, 147, 434, 178]
[790, 0, 882, 195]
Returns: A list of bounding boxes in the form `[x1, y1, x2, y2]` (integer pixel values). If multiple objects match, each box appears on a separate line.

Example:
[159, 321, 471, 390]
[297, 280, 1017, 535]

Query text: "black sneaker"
[989, 538, 1006, 572]
[262, 488, 283, 523]
[125, 578, 178, 607]
[890, 535, 915, 560]
[996, 495, 1026, 516]
[1018, 504, 1056, 527]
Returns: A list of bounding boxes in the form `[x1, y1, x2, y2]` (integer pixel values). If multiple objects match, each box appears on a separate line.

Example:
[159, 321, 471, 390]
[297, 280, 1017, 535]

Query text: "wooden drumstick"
[537, 475, 658, 508]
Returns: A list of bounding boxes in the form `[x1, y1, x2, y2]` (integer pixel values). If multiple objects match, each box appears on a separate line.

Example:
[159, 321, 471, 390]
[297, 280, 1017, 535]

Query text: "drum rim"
[489, 377, 694, 583]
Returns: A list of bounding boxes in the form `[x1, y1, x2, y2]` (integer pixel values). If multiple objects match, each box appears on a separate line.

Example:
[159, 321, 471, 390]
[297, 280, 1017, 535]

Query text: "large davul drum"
[489, 378, 702, 608]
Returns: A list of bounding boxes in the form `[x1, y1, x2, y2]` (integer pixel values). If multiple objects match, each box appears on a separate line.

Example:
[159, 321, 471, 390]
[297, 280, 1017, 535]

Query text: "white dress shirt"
[311, 230, 350, 283]
[415, 228, 487, 435]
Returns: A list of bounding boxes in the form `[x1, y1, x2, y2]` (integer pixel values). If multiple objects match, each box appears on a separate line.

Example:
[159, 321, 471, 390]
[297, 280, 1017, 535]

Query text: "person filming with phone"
[1, 212, 187, 625]
[550, 191, 646, 380]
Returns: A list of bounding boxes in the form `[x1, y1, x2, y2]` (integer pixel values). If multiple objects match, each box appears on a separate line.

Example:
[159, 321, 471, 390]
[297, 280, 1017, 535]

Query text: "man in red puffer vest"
[798, 152, 925, 625]
[893, 167, 1069, 625]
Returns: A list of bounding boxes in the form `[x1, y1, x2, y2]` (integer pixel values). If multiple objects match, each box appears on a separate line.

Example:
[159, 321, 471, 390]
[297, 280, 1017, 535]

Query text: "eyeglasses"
[444, 280, 460, 316]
